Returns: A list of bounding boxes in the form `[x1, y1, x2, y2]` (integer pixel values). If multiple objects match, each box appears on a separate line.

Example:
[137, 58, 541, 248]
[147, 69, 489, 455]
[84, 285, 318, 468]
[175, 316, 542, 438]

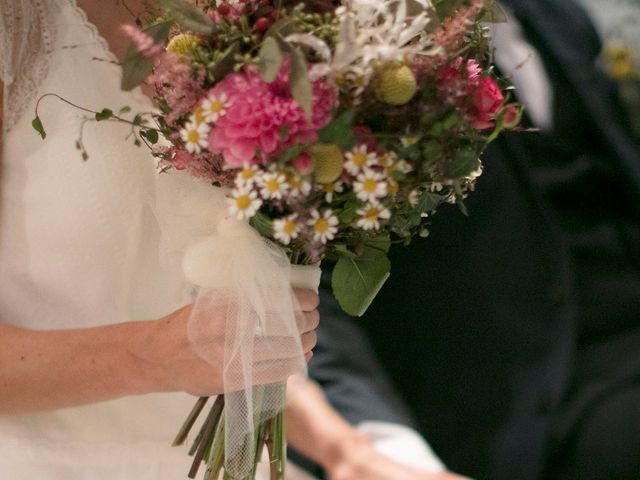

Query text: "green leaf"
[278, 145, 304, 164]
[211, 43, 241, 83]
[95, 108, 114, 121]
[258, 37, 283, 83]
[249, 211, 273, 238]
[390, 210, 421, 237]
[332, 247, 391, 317]
[318, 111, 356, 150]
[266, 18, 298, 38]
[454, 182, 469, 216]
[337, 200, 359, 224]
[443, 147, 481, 179]
[32, 116, 46, 139]
[140, 129, 160, 144]
[417, 191, 442, 213]
[158, 0, 216, 33]
[118, 106, 132, 115]
[289, 47, 313, 120]
[365, 233, 391, 254]
[121, 21, 173, 91]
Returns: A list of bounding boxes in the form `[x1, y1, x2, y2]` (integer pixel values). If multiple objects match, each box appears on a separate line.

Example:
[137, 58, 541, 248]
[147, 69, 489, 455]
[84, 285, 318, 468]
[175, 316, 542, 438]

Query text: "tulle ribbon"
[154, 172, 308, 477]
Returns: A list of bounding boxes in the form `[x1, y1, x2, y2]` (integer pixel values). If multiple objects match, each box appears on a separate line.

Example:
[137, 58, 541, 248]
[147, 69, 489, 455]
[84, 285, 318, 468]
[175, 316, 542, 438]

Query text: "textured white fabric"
[0, 1, 205, 478]
[490, 12, 554, 131]
[357, 421, 447, 474]
[0, 0, 57, 134]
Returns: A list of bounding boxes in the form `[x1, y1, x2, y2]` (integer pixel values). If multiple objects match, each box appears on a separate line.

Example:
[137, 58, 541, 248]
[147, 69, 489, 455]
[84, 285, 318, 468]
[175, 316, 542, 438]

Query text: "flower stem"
[173, 396, 209, 447]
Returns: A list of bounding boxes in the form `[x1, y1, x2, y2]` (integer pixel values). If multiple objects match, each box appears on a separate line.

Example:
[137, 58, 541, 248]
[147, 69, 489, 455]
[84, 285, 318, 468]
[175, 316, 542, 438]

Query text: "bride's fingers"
[296, 309, 320, 334]
[293, 288, 319, 312]
[300, 330, 317, 354]
[251, 329, 317, 362]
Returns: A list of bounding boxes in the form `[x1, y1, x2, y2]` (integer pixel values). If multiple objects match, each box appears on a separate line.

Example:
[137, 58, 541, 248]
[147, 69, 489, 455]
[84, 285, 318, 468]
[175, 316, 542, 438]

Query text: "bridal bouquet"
[33, 0, 519, 478]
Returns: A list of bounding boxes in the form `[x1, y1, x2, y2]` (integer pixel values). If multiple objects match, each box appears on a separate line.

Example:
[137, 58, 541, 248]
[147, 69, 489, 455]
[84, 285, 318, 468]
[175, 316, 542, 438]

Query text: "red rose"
[471, 77, 504, 130]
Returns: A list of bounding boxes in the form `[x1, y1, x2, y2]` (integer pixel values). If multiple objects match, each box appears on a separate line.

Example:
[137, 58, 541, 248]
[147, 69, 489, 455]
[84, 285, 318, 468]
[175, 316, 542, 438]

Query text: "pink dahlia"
[207, 61, 337, 168]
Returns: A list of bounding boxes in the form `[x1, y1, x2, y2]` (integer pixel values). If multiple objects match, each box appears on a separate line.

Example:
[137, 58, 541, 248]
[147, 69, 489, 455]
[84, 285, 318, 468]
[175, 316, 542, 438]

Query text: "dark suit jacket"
[308, 1, 640, 479]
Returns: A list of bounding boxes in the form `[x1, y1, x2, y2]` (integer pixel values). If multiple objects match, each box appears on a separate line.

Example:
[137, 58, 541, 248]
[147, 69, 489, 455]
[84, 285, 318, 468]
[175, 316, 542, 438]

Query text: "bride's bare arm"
[0, 290, 319, 415]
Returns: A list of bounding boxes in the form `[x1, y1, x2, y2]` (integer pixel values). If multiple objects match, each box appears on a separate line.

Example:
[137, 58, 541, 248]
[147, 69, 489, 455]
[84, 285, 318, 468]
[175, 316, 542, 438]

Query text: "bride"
[0, 0, 318, 477]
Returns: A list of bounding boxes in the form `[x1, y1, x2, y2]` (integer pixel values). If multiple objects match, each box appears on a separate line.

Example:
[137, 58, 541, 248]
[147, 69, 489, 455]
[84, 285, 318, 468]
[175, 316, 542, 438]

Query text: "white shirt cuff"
[356, 421, 446, 473]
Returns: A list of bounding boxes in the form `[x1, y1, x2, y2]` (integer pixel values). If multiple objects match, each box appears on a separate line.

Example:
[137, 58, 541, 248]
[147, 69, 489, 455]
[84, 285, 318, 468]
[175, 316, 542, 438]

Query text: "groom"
[306, 0, 640, 478]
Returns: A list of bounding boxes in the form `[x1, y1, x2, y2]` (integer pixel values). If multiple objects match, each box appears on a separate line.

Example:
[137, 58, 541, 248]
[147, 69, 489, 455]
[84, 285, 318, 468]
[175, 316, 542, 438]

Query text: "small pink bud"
[292, 152, 314, 175]
[502, 104, 522, 129]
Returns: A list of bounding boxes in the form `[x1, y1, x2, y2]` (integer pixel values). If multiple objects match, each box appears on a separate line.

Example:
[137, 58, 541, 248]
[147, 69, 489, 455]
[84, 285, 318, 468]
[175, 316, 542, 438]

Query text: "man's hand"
[327, 434, 470, 480]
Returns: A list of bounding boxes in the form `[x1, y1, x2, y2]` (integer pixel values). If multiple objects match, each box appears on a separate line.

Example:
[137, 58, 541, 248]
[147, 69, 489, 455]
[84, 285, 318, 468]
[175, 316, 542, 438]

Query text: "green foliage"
[121, 21, 172, 91]
[417, 191, 443, 213]
[318, 111, 356, 149]
[32, 116, 46, 139]
[289, 47, 313, 120]
[249, 211, 273, 237]
[258, 37, 283, 83]
[332, 246, 391, 317]
[442, 146, 481, 179]
[278, 145, 304, 164]
[140, 129, 160, 144]
[158, 0, 216, 33]
[95, 108, 114, 121]
[365, 233, 391, 254]
[210, 43, 241, 83]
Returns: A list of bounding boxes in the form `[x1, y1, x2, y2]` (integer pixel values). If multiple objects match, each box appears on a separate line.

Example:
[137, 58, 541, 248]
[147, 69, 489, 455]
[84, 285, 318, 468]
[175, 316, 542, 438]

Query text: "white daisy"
[180, 121, 210, 154]
[273, 214, 300, 245]
[408, 189, 421, 206]
[356, 202, 391, 231]
[287, 173, 312, 198]
[377, 151, 397, 168]
[308, 209, 339, 244]
[235, 163, 261, 188]
[396, 159, 414, 174]
[201, 93, 231, 123]
[344, 144, 377, 175]
[228, 187, 262, 220]
[400, 135, 420, 147]
[353, 169, 388, 202]
[192, 105, 207, 125]
[429, 182, 444, 192]
[259, 172, 289, 200]
[322, 180, 344, 203]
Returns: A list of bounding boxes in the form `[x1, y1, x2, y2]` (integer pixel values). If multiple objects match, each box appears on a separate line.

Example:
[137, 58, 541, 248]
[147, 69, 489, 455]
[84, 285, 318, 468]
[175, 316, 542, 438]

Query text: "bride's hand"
[142, 288, 319, 397]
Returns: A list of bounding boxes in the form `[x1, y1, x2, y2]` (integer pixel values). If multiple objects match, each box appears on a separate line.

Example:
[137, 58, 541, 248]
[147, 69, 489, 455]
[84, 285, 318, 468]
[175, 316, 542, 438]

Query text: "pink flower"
[121, 25, 164, 59]
[292, 153, 314, 175]
[501, 104, 522, 129]
[470, 77, 504, 130]
[150, 54, 205, 125]
[207, 61, 337, 168]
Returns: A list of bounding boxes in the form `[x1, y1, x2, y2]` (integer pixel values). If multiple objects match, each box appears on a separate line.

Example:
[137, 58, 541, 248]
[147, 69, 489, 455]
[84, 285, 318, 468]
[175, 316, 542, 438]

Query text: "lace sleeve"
[0, 0, 56, 133]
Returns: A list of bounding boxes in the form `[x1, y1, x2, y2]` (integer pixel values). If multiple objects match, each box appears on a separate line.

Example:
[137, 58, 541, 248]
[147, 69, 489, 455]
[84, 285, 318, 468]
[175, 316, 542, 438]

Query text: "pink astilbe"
[122, 25, 164, 58]
[207, 61, 337, 167]
[122, 25, 205, 126]
[159, 147, 236, 186]
[150, 54, 206, 126]
[413, 0, 485, 77]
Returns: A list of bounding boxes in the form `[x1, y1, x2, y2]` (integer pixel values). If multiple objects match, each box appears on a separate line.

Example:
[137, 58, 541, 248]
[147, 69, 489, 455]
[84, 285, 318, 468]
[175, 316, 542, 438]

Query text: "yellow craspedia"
[166, 34, 201, 56]
[375, 65, 417, 106]
[603, 44, 636, 80]
[308, 144, 344, 184]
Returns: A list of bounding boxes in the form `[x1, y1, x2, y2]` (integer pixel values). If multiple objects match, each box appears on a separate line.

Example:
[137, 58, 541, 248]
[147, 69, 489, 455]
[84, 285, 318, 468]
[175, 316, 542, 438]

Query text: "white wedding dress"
[0, 1, 210, 478]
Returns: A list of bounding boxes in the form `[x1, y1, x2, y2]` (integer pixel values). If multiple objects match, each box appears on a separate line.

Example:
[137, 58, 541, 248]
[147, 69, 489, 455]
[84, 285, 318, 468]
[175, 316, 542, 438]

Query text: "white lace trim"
[1, 0, 148, 134]
[1, 0, 55, 133]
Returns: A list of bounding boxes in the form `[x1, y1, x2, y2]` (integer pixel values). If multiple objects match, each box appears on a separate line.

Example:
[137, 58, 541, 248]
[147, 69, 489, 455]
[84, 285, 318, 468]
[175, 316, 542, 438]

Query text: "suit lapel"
[504, 0, 640, 210]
